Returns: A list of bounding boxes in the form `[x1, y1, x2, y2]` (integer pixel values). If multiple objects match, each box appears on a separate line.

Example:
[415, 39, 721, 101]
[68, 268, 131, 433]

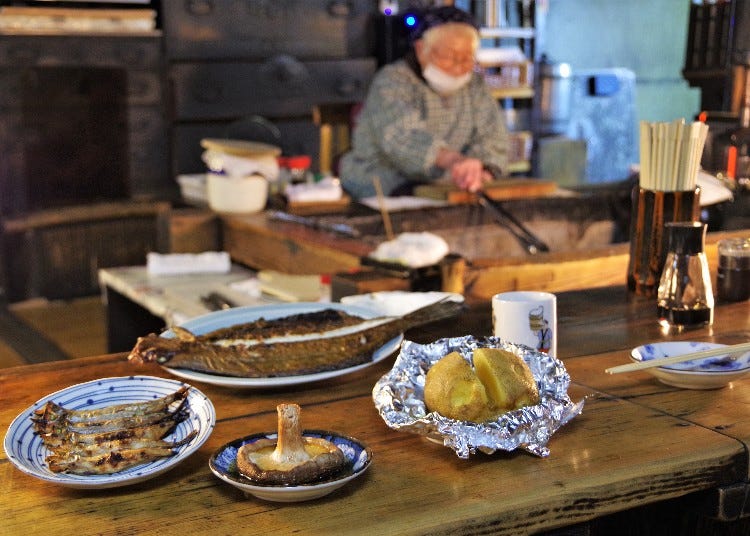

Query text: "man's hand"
[435, 148, 492, 192]
[450, 157, 491, 192]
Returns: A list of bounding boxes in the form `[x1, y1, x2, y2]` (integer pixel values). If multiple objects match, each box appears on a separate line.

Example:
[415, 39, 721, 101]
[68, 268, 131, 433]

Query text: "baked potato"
[423, 352, 493, 422]
[473, 347, 540, 411]
[424, 348, 539, 422]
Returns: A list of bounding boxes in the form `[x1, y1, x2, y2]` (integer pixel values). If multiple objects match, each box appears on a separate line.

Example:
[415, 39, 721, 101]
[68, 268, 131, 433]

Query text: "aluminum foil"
[372, 335, 584, 459]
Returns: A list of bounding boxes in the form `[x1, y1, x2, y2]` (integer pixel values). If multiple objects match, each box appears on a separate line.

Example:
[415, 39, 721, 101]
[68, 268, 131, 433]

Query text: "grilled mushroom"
[236, 403, 346, 485]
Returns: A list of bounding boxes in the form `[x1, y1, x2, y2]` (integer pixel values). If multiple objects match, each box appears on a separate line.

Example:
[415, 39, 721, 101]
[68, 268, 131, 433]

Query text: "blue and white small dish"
[3, 376, 215, 489]
[630, 342, 750, 389]
[209, 430, 372, 502]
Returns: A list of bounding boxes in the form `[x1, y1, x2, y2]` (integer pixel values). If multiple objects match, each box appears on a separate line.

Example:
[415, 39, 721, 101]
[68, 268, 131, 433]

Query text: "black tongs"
[476, 191, 550, 255]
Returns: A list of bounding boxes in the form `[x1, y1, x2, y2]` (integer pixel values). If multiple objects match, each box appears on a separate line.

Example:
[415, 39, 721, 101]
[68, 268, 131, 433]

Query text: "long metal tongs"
[476, 191, 550, 255]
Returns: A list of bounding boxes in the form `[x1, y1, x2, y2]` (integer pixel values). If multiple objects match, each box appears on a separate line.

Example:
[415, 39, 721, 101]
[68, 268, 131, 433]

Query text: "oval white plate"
[3, 376, 215, 489]
[630, 341, 750, 389]
[209, 430, 372, 502]
[162, 302, 402, 388]
[341, 291, 464, 317]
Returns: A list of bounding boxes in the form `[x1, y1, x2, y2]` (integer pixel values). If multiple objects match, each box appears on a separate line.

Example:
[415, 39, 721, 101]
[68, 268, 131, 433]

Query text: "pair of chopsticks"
[605, 341, 750, 374]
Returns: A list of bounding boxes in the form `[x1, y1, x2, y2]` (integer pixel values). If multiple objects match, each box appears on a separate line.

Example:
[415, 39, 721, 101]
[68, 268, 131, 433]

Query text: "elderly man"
[340, 6, 509, 199]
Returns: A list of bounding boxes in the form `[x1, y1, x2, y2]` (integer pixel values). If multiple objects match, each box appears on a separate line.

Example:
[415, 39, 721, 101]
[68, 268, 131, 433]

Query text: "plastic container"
[206, 173, 268, 213]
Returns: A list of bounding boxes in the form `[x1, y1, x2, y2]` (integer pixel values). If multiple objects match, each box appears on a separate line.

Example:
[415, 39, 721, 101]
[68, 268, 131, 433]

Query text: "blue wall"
[543, 0, 701, 124]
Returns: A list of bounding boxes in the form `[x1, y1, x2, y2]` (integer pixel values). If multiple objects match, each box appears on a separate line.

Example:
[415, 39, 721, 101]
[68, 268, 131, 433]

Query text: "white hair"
[420, 22, 479, 54]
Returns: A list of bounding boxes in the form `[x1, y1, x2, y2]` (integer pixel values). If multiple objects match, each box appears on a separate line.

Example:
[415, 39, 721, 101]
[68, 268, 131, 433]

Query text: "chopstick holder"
[605, 341, 750, 374]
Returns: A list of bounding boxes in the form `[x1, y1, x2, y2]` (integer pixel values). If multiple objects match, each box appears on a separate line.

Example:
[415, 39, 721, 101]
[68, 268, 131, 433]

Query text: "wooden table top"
[2, 287, 750, 535]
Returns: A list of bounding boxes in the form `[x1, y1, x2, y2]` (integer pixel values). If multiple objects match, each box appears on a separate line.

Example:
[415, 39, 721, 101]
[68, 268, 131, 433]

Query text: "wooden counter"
[222, 211, 750, 302]
[2, 287, 750, 535]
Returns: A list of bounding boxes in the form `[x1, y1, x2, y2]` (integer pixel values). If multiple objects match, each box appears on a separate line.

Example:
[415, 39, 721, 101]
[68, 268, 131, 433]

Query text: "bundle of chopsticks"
[639, 119, 709, 191]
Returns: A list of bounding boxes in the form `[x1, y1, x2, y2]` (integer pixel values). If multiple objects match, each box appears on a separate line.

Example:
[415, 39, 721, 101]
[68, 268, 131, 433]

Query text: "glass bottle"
[656, 222, 714, 330]
[717, 237, 750, 302]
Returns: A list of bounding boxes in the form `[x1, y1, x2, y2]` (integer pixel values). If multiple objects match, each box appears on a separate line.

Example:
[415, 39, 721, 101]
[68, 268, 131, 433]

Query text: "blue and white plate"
[162, 302, 402, 388]
[209, 430, 372, 502]
[630, 342, 750, 389]
[3, 376, 215, 489]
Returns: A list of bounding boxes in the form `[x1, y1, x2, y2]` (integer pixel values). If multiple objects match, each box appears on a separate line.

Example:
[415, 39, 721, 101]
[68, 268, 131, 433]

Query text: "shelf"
[488, 85, 534, 99]
[475, 1, 539, 177]
[479, 26, 535, 39]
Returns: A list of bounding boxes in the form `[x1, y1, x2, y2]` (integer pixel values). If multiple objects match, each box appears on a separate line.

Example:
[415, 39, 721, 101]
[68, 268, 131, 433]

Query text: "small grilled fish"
[37, 411, 187, 450]
[31, 386, 188, 426]
[128, 299, 464, 378]
[45, 431, 198, 474]
[35, 407, 187, 438]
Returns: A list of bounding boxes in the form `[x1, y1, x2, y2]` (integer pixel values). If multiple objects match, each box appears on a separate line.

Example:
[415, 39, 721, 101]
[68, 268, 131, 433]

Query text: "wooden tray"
[286, 195, 351, 216]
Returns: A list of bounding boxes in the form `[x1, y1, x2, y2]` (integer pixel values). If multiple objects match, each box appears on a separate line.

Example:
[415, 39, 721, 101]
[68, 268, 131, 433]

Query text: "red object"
[278, 155, 311, 169]
[727, 145, 737, 180]
[698, 111, 708, 123]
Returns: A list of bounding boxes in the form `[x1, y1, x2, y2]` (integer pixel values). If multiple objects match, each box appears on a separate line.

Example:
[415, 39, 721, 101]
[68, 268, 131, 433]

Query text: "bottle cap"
[664, 222, 706, 256]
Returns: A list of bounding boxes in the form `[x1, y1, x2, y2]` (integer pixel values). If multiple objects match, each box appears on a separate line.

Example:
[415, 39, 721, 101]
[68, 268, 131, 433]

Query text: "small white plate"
[209, 431, 372, 502]
[162, 302, 402, 388]
[630, 342, 750, 389]
[3, 376, 215, 489]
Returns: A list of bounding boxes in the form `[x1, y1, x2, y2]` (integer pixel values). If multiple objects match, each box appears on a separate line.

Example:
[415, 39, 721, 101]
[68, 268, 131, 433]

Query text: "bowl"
[206, 173, 268, 213]
[209, 430, 372, 502]
[630, 341, 750, 389]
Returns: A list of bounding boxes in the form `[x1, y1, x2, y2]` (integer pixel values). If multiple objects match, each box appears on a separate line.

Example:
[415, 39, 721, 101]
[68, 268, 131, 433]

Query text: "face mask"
[422, 63, 471, 95]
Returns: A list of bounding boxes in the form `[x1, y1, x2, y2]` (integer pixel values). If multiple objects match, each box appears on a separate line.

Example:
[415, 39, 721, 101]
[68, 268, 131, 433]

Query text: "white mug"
[492, 291, 557, 357]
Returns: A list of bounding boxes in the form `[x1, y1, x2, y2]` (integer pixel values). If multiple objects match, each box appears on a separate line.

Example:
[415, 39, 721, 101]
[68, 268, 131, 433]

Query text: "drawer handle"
[265, 55, 309, 84]
[327, 1, 352, 18]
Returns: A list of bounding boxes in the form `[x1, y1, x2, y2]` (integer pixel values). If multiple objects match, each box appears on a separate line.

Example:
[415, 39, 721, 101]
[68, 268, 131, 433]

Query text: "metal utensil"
[268, 210, 360, 238]
[201, 292, 238, 311]
[476, 191, 550, 254]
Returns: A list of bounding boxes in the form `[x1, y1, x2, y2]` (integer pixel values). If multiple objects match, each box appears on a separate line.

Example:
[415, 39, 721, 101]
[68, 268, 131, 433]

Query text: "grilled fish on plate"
[129, 299, 464, 379]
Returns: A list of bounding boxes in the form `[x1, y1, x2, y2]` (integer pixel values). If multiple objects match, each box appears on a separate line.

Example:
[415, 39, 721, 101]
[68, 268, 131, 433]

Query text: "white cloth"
[147, 252, 231, 276]
[369, 232, 449, 268]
